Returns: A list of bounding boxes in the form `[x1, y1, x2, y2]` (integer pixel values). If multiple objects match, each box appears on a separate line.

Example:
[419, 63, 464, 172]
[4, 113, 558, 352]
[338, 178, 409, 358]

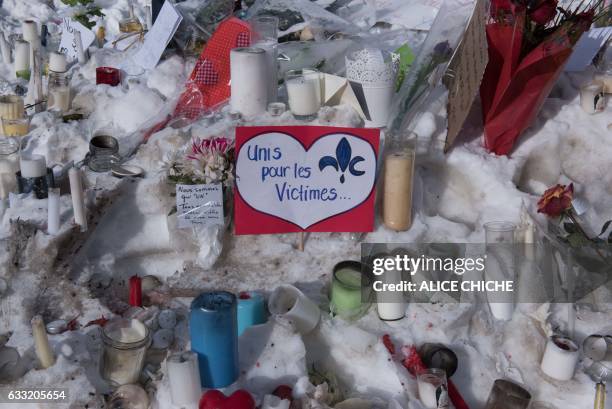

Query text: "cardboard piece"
[321, 73, 367, 120]
[443, 0, 488, 152]
[58, 18, 95, 60]
[133, 0, 183, 69]
[565, 27, 612, 72]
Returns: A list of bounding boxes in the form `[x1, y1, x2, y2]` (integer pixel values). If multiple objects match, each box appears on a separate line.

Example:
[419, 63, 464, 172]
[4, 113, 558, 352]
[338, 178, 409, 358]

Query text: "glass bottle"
[382, 132, 416, 231]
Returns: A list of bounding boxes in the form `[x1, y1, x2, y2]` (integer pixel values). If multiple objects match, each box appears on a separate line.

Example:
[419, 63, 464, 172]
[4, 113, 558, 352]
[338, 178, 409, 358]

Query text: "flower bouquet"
[480, 0, 609, 155]
[164, 136, 235, 269]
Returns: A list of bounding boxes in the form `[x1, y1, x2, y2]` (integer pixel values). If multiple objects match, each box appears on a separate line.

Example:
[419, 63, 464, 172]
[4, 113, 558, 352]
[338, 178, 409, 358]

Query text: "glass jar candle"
[383, 134, 416, 231]
[484, 379, 531, 409]
[251, 15, 279, 104]
[285, 69, 321, 120]
[417, 368, 449, 409]
[100, 318, 151, 386]
[190, 291, 239, 388]
[330, 261, 371, 320]
[96, 67, 121, 87]
[484, 221, 516, 321]
[1, 117, 30, 137]
[0, 138, 19, 200]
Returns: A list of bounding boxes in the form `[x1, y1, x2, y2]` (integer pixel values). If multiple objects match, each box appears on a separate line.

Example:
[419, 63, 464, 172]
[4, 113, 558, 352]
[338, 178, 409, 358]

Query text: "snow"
[0, 0, 611, 408]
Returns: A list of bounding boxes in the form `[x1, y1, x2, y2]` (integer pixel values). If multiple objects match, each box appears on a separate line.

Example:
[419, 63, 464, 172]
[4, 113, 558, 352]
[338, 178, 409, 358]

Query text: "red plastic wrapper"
[480, 13, 589, 155]
[129, 275, 142, 307]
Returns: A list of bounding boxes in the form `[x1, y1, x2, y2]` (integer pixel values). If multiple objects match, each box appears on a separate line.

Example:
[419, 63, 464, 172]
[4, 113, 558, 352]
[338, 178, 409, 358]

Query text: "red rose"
[529, 0, 558, 25]
[537, 183, 573, 217]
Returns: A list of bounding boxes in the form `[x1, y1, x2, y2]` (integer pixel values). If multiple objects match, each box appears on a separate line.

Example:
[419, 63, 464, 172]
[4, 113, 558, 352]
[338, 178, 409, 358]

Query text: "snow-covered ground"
[0, 0, 611, 408]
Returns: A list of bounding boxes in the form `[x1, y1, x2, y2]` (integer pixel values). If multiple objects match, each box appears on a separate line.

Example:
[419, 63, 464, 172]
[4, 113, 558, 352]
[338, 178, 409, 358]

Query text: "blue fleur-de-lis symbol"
[318, 137, 365, 183]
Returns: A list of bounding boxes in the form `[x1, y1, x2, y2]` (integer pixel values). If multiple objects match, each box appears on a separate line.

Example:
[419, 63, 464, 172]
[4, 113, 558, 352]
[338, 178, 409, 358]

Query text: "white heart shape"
[236, 132, 377, 229]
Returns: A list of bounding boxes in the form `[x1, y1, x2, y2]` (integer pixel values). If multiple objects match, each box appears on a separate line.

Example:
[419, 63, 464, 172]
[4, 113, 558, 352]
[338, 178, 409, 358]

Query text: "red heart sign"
[199, 390, 255, 409]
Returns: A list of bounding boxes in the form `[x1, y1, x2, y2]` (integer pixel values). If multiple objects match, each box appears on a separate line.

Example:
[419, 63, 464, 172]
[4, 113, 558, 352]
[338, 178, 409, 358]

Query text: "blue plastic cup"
[237, 291, 267, 336]
[190, 291, 238, 388]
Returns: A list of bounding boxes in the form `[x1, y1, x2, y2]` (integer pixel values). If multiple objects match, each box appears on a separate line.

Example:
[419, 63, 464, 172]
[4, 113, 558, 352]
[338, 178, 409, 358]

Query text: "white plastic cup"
[361, 83, 395, 128]
[268, 284, 320, 334]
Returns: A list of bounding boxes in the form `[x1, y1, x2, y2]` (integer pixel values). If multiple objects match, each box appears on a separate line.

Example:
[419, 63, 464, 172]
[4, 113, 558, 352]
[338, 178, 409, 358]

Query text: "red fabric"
[480, 16, 586, 155]
[129, 275, 142, 307]
[174, 17, 251, 120]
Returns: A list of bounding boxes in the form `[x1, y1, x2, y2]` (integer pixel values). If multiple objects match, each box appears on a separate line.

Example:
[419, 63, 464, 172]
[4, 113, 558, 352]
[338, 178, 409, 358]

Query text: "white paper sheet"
[133, 0, 182, 69]
[565, 27, 612, 72]
[58, 18, 95, 60]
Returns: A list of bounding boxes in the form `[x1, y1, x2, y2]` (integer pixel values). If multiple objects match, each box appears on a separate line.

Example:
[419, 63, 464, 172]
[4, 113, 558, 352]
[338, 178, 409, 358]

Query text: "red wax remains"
[238, 291, 251, 300]
[96, 67, 121, 86]
[129, 275, 142, 307]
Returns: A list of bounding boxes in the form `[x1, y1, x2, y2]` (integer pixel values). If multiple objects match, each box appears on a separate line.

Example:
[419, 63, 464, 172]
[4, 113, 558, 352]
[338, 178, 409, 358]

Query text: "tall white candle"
[383, 150, 415, 231]
[230, 47, 268, 117]
[74, 31, 87, 64]
[47, 188, 60, 235]
[166, 351, 202, 406]
[540, 335, 579, 381]
[22, 20, 40, 49]
[68, 167, 87, 231]
[19, 155, 46, 178]
[14, 40, 29, 74]
[31, 315, 55, 369]
[0, 32, 11, 64]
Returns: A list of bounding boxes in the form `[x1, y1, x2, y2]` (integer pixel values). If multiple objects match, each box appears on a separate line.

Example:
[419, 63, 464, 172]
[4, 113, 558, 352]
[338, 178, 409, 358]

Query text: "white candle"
[375, 260, 406, 321]
[0, 32, 11, 64]
[31, 315, 55, 369]
[262, 394, 290, 409]
[230, 47, 268, 117]
[166, 351, 202, 407]
[286, 71, 321, 117]
[383, 150, 415, 231]
[22, 20, 40, 48]
[540, 335, 579, 381]
[74, 31, 87, 64]
[48, 52, 67, 73]
[14, 40, 29, 74]
[19, 154, 46, 178]
[47, 188, 60, 235]
[68, 167, 87, 231]
[580, 82, 606, 114]
[268, 284, 320, 334]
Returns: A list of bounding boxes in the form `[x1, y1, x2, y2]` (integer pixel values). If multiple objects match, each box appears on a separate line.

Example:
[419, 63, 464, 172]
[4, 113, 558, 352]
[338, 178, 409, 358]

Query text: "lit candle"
[20, 154, 46, 178]
[580, 82, 606, 114]
[166, 351, 202, 407]
[31, 315, 55, 369]
[129, 275, 142, 307]
[14, 40, 30, 79]
[268, 284, 320, 334]
[190, 291, 239, 388]
[237, 291, 267, 336]
[540, 335, 579, 381]
[47, 188, 60, 235]
[383, 150, 415, 231]
[0, 32, 11, 64]
[230, 47, 269, 118]
[68, 167, 87, 231]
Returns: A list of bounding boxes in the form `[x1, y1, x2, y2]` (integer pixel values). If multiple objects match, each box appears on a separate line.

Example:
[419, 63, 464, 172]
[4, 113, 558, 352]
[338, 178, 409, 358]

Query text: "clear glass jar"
[329, 261, 371, 321]
[47, 70, 71, 113]
[100, 319, 151, 387]
[417, 368, 449, 409]
[0, 138, 19, 200]
[382, 132, 416, 231]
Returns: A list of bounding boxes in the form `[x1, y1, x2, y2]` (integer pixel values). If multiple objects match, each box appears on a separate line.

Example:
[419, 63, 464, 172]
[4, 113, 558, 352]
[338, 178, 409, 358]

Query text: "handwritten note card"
[176, 184, 224, 229]
[59, 18, 95, 60]
[133, 0, 182, 69]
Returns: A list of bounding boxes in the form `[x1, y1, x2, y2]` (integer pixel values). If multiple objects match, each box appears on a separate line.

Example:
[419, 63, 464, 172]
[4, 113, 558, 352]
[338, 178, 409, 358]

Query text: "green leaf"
[600, 220, 612, 236]
[567, 232, 588, 247]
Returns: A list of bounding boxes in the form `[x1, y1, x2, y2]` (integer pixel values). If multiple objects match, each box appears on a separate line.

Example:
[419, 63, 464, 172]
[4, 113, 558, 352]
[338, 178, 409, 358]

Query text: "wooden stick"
[298, 231, 305, 251]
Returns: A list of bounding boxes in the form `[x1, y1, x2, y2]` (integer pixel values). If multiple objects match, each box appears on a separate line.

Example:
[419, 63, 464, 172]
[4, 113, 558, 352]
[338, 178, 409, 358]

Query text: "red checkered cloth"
[174, 17, 251, 119]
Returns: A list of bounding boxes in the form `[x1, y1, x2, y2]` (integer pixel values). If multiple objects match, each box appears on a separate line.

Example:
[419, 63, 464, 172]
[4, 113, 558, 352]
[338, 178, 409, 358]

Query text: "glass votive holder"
[96, 67, 121, 87]
[100, 318, 151, 387]
[122, 65, 146, 89]
[267, 102, 286, 116]
[285, 69, 321, 120]
[2, 116, 30, 137]
[88, 132, 120, 172]
[330, 261, 371, 320]
[251, 15, 279, 44]
[0, 138, 19, 200]
[484, 379, 531, 409]
[417, 368, 449, 409]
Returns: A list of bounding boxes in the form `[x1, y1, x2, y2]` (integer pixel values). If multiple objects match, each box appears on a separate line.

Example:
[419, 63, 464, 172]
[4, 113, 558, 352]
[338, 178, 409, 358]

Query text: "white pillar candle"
[230, 47, 268, 118]
[14, 40, 29, 74]
[0, 32, 11, 64]
[166, 351, 202, 407]
[31, 315, 55, 369]
[262, 394, 290, 409]
[383, 150, 415, 231]
[19, 154, 46, 178]
[286, 70, 321, 117]
[47, 188, 60, 235]
[580, 82, 606, 114]
[74, 31, 87, 64]
[375, 260, 406, 321]
[22, 20, 39, 48]
[68, 167, 87, 231]
[48, 52, 67, 73]
[540, 335, 579, 381]
[268, 284, 320, 334]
